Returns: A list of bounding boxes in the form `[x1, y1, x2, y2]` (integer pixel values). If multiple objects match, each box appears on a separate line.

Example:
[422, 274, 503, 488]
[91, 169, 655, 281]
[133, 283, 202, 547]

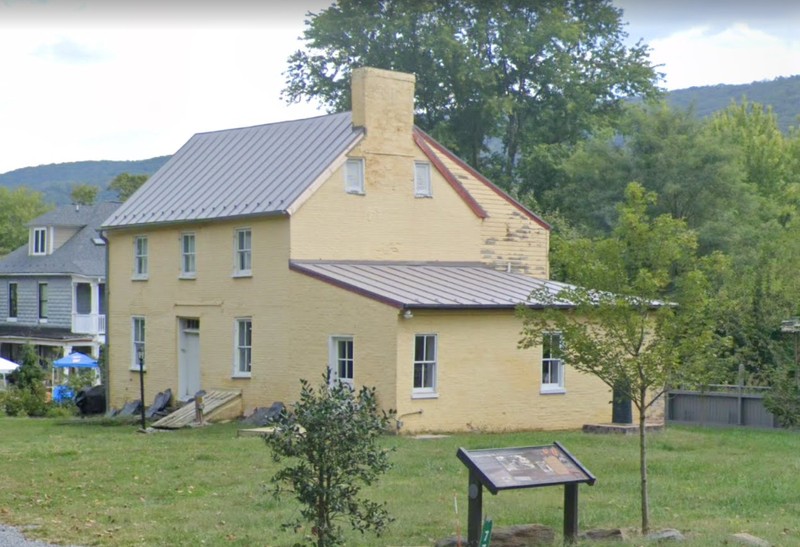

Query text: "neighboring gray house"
[0, 202, 119, 366]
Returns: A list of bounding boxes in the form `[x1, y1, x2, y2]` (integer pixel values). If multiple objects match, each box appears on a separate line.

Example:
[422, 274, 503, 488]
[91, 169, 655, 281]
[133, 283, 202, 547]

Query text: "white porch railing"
[72, 314, 106, 335]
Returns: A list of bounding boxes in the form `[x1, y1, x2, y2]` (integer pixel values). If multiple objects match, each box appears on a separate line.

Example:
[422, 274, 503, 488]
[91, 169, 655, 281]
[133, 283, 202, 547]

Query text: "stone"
[436, 524, 554, 547]
[645, 528, 685, 542]
[580, 528, 627, 541]
[730, 532, 771, 547]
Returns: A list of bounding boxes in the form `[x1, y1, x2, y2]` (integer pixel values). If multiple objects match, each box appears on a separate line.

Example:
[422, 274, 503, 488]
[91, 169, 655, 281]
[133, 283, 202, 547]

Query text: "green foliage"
[69, 183, 100, 205]
[264, 375, 395, 546]
[0, 187, 52, 256]
[520, 183, 720, 534]
[763, 371, 800, 428]
[108, 173, 149, 201]
[3, 345, 48, 417]
[284, 0, 660, 190]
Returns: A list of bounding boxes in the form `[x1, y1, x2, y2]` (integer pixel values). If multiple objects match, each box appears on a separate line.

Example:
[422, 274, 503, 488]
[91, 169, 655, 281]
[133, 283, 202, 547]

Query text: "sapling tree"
[264, 374, 394, 547]
[519, 183, 721, 534]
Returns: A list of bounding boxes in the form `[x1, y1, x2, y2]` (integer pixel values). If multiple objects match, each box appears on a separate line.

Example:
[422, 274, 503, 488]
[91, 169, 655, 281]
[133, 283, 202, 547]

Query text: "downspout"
[98, 229, 110, 414]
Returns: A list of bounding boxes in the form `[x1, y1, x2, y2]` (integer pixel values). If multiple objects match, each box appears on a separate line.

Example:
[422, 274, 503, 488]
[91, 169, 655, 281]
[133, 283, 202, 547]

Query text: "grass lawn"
[0, 418, 798, 546]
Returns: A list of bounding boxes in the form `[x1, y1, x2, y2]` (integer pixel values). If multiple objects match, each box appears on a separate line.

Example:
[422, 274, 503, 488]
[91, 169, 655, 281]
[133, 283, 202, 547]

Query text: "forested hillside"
[666, 75, 800, 133]
[0, 156, 169, 205]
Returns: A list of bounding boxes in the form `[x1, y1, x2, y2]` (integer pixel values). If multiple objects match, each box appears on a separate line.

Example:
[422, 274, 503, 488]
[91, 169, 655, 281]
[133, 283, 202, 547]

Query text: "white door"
[179, 318, 201, 400]
[329, 336, 354, 389]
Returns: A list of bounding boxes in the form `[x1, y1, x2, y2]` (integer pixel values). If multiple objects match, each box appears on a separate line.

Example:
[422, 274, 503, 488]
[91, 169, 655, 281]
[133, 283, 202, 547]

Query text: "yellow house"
[101, 67, 612, 433]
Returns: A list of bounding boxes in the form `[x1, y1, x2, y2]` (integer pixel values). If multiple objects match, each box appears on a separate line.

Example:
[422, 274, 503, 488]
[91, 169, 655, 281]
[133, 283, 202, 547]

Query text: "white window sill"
[345, 190, 365, 196]
[232, 272, 252, 279]
[411, 391, 438, 400]
[414, 194, 433, 199]
[179, 274, 197, 280]
[38, 319, 48, 324]
[131, 275, 149, 281]
[6, 318, 17, 322]
[540, 387, 566, 395]
[129, 367, 146, 372]
[232, 372, 251, 379]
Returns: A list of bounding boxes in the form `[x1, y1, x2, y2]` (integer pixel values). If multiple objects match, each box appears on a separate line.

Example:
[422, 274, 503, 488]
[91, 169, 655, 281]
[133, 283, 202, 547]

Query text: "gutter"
[97, 228, 111, 414]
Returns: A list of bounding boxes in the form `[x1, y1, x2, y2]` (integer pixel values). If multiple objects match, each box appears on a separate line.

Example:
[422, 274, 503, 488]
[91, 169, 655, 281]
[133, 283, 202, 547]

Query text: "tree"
[519, 183, 719, 534]
[108, 173, 148, 201]
[0, 187, 52, 256]
[70, 183, 99, 205]
[284, 0, 660, 190]
[264, 375, 394, 547]
[3, 344, 48, 417]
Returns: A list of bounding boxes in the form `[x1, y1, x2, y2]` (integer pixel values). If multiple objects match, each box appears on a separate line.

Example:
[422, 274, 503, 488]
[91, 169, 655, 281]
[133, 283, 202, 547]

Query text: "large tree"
[108, 173, 148, 202]
[520, 183, 721, 534]
[284, 0, 661, 190]
[0, 187, 52, 256]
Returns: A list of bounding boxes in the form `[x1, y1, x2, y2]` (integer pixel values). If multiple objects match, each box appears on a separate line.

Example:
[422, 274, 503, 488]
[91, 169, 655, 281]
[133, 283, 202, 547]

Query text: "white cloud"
[648, 24, 800, 89]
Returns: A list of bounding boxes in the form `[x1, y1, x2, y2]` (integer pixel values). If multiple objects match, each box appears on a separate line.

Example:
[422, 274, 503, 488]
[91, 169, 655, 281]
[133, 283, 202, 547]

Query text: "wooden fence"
[666, 385, 780, 429]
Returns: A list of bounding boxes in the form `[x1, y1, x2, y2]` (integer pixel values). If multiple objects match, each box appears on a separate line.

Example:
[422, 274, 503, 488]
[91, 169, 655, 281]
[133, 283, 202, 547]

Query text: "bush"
[264, 374, 395, 547]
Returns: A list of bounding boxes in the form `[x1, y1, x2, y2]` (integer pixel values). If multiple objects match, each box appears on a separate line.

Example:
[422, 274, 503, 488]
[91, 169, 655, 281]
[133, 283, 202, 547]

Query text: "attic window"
[32, 227, 47, 255]
[345, 158, 365, 195]
[414, 161, 432, 197]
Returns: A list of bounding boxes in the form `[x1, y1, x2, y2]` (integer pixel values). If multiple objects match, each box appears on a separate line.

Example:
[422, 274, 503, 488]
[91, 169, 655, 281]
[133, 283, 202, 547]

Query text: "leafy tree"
[70, 183, 99, 205]
[108, 173, 148, 201]
[0, 187, 52, 256]
[264, 375, 394, 547]
[520, 183, 719, 534]
[3, 344, 48, 417]
[284, 0, 660, 190]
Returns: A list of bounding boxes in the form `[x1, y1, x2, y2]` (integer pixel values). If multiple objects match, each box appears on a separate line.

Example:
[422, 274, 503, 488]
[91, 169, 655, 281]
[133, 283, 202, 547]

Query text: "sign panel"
[457, 441, 595, 494]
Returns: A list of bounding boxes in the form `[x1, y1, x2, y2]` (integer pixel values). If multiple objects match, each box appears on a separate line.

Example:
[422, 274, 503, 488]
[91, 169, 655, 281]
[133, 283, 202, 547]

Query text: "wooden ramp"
[152, 389, 242, 429]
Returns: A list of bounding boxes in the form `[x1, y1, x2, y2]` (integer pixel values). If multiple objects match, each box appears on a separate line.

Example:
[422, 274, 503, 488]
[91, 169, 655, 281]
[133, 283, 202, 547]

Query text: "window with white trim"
[414, 161, 432, 197]
[8, 282, 17, 320]
[38, 282, 48, 320]
[133, 236, 148, 279]
[234, 318, 252, 376]
[330, 336, 354, 388]
[234, 228, 252, 276]
[541, 332, 565, 393]
[180, 232, 196, 278]
[32, 227, 47, 255]
[413, 334, 437, 397]
[132, 317, 145, 370]
[345, 158, 365, 194]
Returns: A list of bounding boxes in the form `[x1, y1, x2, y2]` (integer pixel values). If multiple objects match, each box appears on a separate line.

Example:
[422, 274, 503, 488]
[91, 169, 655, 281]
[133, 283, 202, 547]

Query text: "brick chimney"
[351, 67, 416, 155]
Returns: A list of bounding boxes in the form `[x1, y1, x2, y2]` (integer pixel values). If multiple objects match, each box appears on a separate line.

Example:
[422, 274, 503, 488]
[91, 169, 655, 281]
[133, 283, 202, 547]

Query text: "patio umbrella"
[53, 352, 98, 369]
[0, 356, 19, 374]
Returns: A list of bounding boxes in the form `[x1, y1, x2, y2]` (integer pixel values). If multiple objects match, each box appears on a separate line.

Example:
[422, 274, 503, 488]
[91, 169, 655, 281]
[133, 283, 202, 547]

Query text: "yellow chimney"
[351, 67, 416, 154]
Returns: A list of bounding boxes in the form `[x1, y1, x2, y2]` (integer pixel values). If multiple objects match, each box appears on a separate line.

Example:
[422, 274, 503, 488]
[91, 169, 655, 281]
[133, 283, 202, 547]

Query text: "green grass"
[0, 419, 798, 546]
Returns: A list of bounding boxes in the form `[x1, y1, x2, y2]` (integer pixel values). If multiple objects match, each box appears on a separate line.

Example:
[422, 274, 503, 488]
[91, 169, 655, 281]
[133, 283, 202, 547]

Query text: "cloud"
[649, 24, 800, 89]
[34, 37, 108, 64]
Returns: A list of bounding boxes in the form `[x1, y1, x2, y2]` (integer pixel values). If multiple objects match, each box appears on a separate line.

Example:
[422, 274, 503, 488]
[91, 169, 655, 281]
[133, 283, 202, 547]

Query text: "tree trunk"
[639, 386, 649, 535]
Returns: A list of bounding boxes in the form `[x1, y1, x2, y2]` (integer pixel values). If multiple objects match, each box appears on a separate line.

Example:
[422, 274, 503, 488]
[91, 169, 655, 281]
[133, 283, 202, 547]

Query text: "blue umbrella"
[53, 352, 98, 369]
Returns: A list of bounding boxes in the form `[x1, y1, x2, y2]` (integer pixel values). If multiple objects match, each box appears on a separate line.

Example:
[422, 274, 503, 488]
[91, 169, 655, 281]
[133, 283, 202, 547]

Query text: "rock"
[436, 524, 554, 547]
[646, 528, 685, 542]
[730, 532, 771, 546]
[580, 528, 627, 541]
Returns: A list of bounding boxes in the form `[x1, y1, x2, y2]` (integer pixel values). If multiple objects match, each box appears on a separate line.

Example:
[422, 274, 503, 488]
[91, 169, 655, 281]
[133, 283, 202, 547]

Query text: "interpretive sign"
[456, 442, 595, 545]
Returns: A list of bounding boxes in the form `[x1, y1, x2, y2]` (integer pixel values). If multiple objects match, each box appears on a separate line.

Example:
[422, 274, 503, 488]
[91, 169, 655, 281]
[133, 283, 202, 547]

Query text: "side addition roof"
[290, 260, 576, 310]
[102, 112, 364, 229]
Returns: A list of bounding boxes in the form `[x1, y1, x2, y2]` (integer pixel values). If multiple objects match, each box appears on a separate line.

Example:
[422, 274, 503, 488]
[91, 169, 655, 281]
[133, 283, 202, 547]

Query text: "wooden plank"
[152, 389, 241, 429]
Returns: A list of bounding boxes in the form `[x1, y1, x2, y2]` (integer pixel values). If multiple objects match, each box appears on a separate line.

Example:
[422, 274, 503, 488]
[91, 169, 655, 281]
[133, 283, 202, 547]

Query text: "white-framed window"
[38, 282, 48, 321]
[133, 236, 148, 279]
[413, 334, 437, 397]
[234, 228, 252, 277]
[329, 336, 354, 388]
[7, 282, 17, 320]
[541, 331, 565, 393]
[414, 161, 432, 197]
[32, 227, 48, 255]
[180, 232, 196, 278]
[234, 318, 252, 377]
[345, 158, 365, 195]
[132, 316, 146, 371]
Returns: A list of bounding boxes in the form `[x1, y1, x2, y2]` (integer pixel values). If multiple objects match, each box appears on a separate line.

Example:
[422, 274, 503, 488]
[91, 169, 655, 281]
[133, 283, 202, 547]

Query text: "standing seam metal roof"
[289, 261, 577, 309]
[102, 112, 363, 228]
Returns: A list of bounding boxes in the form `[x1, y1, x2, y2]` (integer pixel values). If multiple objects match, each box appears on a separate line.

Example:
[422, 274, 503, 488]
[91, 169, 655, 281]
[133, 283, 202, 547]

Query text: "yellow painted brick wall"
[106, 216, 293, 410]
[394, 310, 613, 433]
[433, 151, 550, 277]
[291, 143, 484, 262]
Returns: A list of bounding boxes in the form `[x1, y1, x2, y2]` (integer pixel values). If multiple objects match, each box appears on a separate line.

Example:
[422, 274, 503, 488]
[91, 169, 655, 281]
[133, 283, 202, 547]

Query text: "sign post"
[457, 442, 595, 545]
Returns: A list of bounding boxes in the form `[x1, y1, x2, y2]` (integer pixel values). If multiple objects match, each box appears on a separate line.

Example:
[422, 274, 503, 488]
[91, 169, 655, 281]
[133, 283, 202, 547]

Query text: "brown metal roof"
[289, 260, 576, 309]
[102, 112, 363, 228]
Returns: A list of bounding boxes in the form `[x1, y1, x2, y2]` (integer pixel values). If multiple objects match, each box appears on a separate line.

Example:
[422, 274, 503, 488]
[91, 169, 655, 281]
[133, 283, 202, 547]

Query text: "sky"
[0, 0, 799, 175]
